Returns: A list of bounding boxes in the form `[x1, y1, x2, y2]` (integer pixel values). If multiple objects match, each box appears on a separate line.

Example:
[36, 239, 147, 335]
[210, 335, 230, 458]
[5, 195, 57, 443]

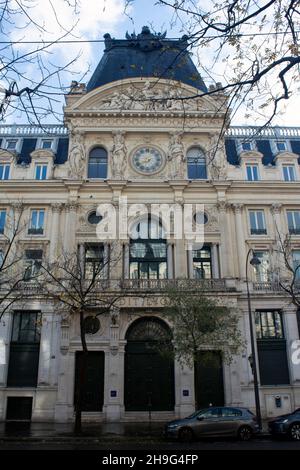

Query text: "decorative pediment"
[0, 149, 16, 163]
[274, 151, 300, 163]
[30, 149, 55, 161]
[66, 78, 227, 115]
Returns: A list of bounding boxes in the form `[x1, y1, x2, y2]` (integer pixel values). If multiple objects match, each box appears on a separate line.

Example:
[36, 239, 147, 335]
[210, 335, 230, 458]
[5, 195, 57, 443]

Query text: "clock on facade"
[132, 147, 164, 174]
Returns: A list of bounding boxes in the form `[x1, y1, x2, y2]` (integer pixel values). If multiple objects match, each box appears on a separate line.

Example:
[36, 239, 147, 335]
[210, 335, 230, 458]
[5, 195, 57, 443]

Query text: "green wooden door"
[124, 318, 175, 412]
[74, 351, 105, 412]
[195, 351, 224, 409]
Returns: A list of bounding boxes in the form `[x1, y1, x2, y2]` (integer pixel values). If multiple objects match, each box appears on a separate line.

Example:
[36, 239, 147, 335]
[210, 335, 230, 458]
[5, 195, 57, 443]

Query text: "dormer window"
[6, 139, 18, 151]
[35, 164, 48, 180]
[282, 165, 296, 181]
[276, 141, 287, 152]
[0, 163, 10, 180]
[242, 142, 252, 151]
[246, 164, 259, 181]
[41, 139, 53, 150]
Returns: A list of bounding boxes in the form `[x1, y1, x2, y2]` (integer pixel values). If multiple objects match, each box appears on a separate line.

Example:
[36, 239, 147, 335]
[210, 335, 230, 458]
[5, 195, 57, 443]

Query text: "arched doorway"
[124, 317, 175, 411]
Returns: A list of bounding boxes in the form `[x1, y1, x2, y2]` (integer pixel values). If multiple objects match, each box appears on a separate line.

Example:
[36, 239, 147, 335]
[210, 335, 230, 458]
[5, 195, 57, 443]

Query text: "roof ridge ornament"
[104, 27, 169, 52]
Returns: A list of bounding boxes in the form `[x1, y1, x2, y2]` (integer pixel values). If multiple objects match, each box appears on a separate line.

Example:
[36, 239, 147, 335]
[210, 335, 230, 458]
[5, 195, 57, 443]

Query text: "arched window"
[129, 217, 167, 280]
[187, 147, 207, 179]
[88, 147, 107, 179]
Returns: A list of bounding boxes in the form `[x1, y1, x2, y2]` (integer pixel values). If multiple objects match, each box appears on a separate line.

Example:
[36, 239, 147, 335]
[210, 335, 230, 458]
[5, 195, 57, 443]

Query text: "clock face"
[132, 147, 163, 174]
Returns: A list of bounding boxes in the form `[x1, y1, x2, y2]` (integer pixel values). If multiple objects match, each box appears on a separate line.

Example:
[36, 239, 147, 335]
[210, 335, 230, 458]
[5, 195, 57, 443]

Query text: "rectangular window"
[0, 164, 10, 180]
[28, 209, 45, 235]
[276, 141, 287, 152]
[129, 241, 167, 280]
[41, 139, 53, 150]
[7, 311, 41, 387]
[283, 165, 296, 181]
[0, 209, 6, 234]
[6, 139, 18, 151]
[292, 250, 300, 280]
[84, 244, 104, 279]
[255, 310, 289, 386]
[24, 250, 43, 281]
[287, 210, 300, 235]
[255, 310, 284, 339]
[193, 247, 212, 279]
[242, 142, 252, 151]
[35, 164, 47, 180]
[249, 210, 267, 235]
[253, 251, 270, 282]
[246, 164, 259, 181]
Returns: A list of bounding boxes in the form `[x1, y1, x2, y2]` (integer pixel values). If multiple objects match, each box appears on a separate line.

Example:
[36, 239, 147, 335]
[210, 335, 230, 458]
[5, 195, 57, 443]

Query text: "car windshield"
[186, 409, 208, 419]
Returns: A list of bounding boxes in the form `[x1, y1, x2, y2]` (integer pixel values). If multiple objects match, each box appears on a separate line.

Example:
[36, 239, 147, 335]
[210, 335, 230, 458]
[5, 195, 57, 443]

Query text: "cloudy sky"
[1, 0, 299, 126]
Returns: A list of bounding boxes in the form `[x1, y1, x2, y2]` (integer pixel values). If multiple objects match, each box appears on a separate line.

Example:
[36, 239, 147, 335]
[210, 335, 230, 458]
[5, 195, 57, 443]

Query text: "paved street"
[1, 437, 300, 450]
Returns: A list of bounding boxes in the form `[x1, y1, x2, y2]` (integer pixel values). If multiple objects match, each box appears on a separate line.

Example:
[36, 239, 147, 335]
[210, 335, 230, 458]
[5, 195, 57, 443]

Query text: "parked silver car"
[164, 407, 260, 441]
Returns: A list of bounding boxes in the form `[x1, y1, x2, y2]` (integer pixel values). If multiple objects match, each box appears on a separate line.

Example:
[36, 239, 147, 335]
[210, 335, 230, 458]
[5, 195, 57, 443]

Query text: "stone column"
[217, 202, 230, 278]
[38, 312, 53, 385]
[0, 313, 11, 387]
[54, 316, 71, 422]
[104, 309, 125, 421]
[104, 243, 110, 279]
[211, 244, 220, 279]
[49, 203, 63, 262]
[167, 243, 174, 279]
[63, 202, 78, 254]
[283, 306, 300, 383]
[78, 243, 85, 274]
[187, 248, 194, 279]
[123, 242, 130, 279]
[232, 204, 246, 279]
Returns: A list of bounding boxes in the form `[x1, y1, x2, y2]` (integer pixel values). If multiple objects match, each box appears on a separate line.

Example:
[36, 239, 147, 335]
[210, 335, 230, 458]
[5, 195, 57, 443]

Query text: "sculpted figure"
[68, 132, 86, 179]
[111, 131, 127, 179]
[168, 132, 185, 179]
[208, 134, 227, 180]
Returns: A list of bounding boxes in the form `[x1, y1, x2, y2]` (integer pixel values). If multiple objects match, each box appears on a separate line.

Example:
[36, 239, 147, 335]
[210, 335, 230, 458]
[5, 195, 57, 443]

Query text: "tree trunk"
[194, 351, 199, 411]
[74, 309, 88, 434]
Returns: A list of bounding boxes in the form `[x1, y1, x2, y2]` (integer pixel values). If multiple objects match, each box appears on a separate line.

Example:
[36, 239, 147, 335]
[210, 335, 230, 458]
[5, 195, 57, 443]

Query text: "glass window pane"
[249, 211, 256, 230]
[149, 263, 158, 279]
[159, 262, 167, 279]
[31, 210, 37, 228]
[129, 262, 139, 279]
[246, 166, 252, 181]
[38, 210, 44, 228]
[257, 211, 265, 229]
[35, 166, 41, 180]
[130, 243, 146, 258]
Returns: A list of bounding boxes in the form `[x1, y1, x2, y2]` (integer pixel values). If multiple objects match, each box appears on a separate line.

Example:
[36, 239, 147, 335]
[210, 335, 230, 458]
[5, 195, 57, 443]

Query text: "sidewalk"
[0, 421, 270, 442]
[0, 422, 164, 442]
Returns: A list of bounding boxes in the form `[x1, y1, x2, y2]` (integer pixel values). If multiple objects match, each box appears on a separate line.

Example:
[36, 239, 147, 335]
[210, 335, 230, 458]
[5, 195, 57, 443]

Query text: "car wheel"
[238, 425, 253, 441]
[178, 427, 194, 442]
[289, 423, 300, 441]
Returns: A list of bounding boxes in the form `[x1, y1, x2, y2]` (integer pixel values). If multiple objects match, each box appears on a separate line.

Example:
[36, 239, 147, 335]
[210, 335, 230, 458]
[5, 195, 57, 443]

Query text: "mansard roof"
[86, 27, 207, 93]
[0, 125, 299, 166]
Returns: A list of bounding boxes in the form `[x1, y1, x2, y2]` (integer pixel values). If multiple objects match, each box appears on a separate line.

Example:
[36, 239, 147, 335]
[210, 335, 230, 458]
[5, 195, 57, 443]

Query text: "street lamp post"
[245, 249, 262, 430]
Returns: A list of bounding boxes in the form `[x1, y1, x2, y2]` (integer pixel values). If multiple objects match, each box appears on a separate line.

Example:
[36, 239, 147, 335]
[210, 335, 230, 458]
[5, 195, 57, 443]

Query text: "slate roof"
[87, 27, 207, 93]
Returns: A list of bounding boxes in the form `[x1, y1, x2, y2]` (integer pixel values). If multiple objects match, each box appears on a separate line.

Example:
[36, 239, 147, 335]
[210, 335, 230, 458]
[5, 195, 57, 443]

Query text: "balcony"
[121, 278, 229, 291]
[252, 281, 281, 292]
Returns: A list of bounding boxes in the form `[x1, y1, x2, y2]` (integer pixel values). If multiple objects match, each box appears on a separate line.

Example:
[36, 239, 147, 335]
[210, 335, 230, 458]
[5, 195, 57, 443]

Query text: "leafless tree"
[0, 0, 85, 124]
[38, 242, 132, 434]
[0, 203, 32, 319]
[276, 230, 300, 307]
[126, 0, 300, 127]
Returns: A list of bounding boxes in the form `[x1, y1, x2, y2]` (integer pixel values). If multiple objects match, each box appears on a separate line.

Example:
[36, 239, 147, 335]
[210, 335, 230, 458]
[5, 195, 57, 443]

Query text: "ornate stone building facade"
[0, 28, 300, 423]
